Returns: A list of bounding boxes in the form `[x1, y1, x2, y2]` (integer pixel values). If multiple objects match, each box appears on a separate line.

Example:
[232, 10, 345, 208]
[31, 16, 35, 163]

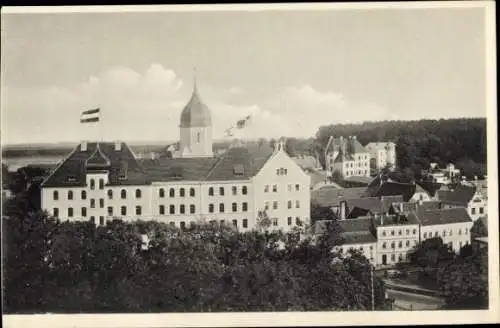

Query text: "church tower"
[179, 76, 213, 158]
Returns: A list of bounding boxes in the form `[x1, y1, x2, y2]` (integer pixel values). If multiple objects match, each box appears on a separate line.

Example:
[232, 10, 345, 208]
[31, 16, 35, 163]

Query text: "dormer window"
[67, 176, 77, 183]
[233, 164, 244, 176]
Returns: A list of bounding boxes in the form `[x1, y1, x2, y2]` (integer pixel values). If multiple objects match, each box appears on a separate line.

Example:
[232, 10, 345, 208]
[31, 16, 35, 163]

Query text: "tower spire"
[193, 66, 197, 93]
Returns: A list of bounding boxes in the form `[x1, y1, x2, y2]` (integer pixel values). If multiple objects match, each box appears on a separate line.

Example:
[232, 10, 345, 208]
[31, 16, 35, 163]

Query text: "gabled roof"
[339, 217, 374, 233]
[366, 180, 417, 202]
[42, 142, 278, 187]
[342, 232, 377, 245]
[326, 137, 368, 163]
[312, 218, 376, 245]
[205, 144, 274, 181]
[438, 185, 477, 206]
[42, 142, 149, 188]
[345, 197, 383, 214]
[140, 157, 217, 182]
[311, 186, 367, 207]
[373, 213, 420, 227]
[381, 195, 404, 212]
[416, 208, 472, 226]
[416, 181, 442, 197]
[416, 201, 443, 212]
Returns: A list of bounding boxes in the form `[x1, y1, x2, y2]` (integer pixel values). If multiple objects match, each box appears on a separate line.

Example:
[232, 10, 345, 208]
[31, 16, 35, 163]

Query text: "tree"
[331, 170, 343, 182]
[310, 203, 337, 225]
[409, 237, 455, 279]
[437, 260, 488, 309]
[471, 218, 488, 238]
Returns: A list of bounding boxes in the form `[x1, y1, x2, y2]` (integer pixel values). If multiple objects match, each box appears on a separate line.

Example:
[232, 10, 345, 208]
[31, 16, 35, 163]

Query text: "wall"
[376, 223, 420, 266]
[420, 221, 473, 252]
[252, 149, 311, 233]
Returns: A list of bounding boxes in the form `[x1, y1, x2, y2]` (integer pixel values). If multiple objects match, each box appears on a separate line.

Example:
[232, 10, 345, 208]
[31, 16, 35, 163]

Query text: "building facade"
[325, 136, 370, 179]
[40, 85, 310, 233]
[364, 142, 396, 172]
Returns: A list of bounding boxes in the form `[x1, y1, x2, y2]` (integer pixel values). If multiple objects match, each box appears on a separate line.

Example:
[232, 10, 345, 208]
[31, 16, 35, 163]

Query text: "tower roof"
[179, 83, 212, 128]
[85, 143, 111, 170]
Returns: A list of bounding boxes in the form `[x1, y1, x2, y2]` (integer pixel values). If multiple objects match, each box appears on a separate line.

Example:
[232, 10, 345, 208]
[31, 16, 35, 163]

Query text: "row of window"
[264, 184, 301, 193]
[344, 170, 369, 177]
[381, 228, 418, 237]
[471, 207, 485, 215]
[54, 205, 146, 217]
[423, 228, 468, 239]
[208, 186, 248, 196]
[382, 240, 418, 249]
[264, 200, 301, 211]
[159, 204, 197, 215]
[160, 187, 196, 198]
[208, 202, 249, 213]
[52, 185, 252, 201]
[89, 178, 105, 190]
[53, 188, 143, 201]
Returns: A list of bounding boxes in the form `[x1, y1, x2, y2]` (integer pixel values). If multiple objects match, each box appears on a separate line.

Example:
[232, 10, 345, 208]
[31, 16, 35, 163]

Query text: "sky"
[1, 5, 489, 145]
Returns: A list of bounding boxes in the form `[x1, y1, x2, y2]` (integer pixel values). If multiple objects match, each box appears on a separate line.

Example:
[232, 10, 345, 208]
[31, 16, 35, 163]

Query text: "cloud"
[2, 65, 389, 144]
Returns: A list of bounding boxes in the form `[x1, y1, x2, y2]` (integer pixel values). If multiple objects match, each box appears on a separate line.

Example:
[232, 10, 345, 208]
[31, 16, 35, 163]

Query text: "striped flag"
[80, 108, 100, 123]
[236, 115, 251, 129]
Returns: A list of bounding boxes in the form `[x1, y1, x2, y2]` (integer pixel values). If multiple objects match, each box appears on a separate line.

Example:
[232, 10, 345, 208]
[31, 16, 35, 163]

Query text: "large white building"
[364, 142, 396, 172]
[40, 85, 311, 233]
[324, 136, 371, 179]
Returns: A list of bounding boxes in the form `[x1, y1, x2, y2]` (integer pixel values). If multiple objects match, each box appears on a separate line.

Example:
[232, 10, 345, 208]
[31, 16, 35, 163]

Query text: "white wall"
[376, 224, 420, 266]
[334, 242, 377, 265]
[420, 221, 473, 253]
[252, 149, 311, 233]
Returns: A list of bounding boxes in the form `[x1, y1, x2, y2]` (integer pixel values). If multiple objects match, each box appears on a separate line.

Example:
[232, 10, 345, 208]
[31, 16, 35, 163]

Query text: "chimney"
[115, 141, 122, 151]
[340, 200, 347, 220]
[399, 202, 404, 213]
[352, 136, 357, 140]
[81, 141, 88, 152]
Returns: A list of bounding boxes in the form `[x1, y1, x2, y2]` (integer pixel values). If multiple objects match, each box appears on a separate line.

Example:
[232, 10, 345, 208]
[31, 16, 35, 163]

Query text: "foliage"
[470, 218, 488, 238]
[437, 258, 488, 309]
[314, 118, 487, 178]
[409, 237, 455, 279]
[4, 208, 387, 313]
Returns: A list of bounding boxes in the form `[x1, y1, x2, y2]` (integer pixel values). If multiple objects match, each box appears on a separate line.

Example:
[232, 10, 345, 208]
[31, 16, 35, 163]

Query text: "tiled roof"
[366, 180, 417, 202]
[381, 195, 404, 212]
[365, 142, 395, 150]
[373, 212, 420, 227]
[417, 201, 443, 212]
[42, 142, 278, 187]
[205, 144, 274, 181]
[437, 185, 477, 206]
[311, 186, 367, 207]
[42, 142, 149, 188]
[140, 157, 217, 182]
[327, 137, 368, 163]
[416, 181, 442, 197]
[339, 217, 374, 232]
[345, 197, 383, 214]
[416, 208, 472, 226]
[391, 202, 418, 213]
[342, 232, 377, 245]
[312, 219, 376, 245]
[308, 170, 326, 188]
[343, 176, 374, 185]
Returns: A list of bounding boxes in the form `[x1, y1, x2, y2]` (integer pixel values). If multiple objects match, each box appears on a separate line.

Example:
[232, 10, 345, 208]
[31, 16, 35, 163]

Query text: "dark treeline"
[407, 237, 488, 309]
[311, 118, 487, 179]
[3, 183, 389, 313]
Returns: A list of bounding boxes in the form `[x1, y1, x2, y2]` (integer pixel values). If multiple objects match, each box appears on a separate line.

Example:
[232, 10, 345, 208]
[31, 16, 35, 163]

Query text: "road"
[387, 289, 445, 311]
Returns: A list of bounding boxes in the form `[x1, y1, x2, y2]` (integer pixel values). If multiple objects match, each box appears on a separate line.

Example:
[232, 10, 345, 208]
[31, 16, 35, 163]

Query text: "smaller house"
[310, 218, 377, 265]
[374, 213, 421, 266]
[415, 207, 473, 253]
[437, 185, 487, 222]
[365, 177, 431, 203]
[338, 195, 403, 220]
